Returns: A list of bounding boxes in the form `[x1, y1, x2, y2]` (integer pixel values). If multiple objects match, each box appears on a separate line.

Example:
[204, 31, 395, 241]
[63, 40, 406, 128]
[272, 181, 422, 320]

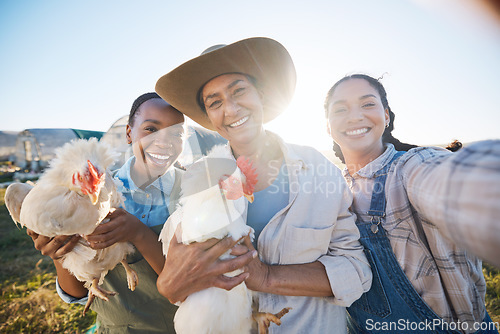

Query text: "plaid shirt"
[343, 141, 500, 332]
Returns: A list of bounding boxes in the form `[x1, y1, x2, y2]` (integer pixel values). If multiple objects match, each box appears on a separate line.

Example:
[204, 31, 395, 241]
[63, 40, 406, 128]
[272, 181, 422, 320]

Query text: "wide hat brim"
[155, 37, 296, 131]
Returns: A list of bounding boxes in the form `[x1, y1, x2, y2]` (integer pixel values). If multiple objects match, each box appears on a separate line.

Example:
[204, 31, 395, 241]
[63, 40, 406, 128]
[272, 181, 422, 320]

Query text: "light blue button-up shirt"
[115, 157, 175, 227]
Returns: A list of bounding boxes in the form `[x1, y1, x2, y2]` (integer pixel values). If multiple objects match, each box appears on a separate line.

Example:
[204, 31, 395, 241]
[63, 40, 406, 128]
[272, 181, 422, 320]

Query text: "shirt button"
[146, 194, 150, 198]
[142, 214, 146, 218]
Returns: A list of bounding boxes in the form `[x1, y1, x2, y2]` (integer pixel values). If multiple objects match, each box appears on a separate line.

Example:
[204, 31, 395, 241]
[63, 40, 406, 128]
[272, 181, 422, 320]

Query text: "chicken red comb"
[87, 160, 99, 179]
[87, 160, 104, 188]
[236, 156, 258, 194]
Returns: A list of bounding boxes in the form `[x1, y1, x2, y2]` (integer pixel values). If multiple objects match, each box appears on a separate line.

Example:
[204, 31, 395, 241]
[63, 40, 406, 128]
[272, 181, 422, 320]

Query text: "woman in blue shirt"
[27, 93, 185, 333]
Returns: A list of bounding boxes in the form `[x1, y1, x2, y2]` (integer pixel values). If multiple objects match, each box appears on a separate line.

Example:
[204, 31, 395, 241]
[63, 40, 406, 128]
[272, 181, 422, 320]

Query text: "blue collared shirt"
[247, 161, 289, 247]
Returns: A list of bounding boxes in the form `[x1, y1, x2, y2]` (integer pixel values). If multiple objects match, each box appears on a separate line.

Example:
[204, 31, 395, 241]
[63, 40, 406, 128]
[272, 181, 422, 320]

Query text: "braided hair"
[127, 92, 186, 170]
[324, 74, 460, 163]
[128, 92, 163, 126]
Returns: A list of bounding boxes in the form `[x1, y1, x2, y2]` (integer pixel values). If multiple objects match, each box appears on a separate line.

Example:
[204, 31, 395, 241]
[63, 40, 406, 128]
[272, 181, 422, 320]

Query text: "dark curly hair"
[324, 74, 461, 163]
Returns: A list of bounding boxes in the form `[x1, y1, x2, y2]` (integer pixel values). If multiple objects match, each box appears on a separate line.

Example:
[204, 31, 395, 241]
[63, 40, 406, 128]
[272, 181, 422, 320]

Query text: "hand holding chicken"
[4, 138, 138, 314]
[159, 146, 289, 334]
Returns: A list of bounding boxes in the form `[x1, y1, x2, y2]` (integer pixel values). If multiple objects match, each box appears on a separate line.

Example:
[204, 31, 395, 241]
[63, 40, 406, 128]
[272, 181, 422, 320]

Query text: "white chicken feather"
[5, 138, 138, 314]
[160, 145, 255, 334]
[160, 145, 290, 334]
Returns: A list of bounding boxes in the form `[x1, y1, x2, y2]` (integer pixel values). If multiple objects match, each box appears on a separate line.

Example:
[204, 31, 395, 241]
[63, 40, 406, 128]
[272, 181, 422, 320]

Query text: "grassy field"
[484, 262, 500, 323]
[0, 187, 499, 333]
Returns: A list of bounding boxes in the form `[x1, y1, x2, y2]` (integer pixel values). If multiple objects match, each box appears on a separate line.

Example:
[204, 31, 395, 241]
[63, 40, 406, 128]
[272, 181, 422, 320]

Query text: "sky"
[1, 0, 499, 151]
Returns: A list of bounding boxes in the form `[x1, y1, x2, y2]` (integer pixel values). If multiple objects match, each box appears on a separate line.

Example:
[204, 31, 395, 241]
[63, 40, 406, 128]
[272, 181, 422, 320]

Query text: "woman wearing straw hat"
[155, 37, 372, 333]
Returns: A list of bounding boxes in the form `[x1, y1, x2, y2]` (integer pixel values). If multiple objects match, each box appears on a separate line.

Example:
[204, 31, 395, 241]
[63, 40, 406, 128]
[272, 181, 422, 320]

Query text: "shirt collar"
[342, 144, 397, 179]
[116, 156, 176, 194]
[269, 131, 305, 168]
[222, 131, 306, 169]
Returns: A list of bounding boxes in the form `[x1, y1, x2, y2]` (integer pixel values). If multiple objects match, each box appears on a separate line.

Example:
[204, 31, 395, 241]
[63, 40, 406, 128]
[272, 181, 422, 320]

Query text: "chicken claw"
[253, 307, 292, 334]
[121, 260, 138, 291]
[83, 278, 117, 315]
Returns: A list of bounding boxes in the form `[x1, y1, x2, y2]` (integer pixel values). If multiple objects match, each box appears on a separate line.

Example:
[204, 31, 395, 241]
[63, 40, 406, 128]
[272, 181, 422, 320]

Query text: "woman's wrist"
[258, 264, 272, 293]
[129, 220, 149, 246]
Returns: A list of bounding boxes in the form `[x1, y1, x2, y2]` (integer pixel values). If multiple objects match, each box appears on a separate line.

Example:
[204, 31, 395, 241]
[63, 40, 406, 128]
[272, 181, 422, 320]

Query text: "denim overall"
[347, 152, 498, 334]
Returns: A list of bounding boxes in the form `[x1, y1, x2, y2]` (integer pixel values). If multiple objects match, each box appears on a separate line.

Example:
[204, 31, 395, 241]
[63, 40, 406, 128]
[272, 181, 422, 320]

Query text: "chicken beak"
[244, 193, 254, 203]
[88, 191, 99, 205]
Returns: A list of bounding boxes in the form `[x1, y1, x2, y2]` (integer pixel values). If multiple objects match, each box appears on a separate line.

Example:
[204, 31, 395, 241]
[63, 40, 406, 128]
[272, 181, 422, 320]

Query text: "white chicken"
[159, 145, 289, 334]
[4, 138, 138, 314]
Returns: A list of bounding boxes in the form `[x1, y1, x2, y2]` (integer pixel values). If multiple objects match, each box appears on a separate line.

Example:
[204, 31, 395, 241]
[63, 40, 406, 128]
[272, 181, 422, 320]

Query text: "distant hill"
[0, 131, 19, 161]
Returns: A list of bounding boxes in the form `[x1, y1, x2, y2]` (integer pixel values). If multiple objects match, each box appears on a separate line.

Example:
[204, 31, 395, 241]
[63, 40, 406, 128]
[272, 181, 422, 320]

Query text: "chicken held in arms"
[4, 138, 138, 314]
[160, 145, 290, 334]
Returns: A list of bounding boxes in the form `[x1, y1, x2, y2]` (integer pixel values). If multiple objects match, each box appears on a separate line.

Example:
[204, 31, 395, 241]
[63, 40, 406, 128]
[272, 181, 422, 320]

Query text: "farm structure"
[7, 116, 226, 175]
[14, 128, 103, 172]
[0, 131, 18, 162]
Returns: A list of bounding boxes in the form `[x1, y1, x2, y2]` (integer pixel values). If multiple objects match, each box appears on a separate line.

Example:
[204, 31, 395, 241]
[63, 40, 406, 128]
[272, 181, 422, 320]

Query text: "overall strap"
[367, 151, 405, 234]
[349, 150, 494, 333]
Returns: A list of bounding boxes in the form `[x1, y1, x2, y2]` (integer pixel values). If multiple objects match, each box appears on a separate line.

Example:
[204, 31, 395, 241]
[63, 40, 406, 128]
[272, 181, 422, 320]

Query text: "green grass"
[0, 188, 96, 333]
[484, 262, 500, 323]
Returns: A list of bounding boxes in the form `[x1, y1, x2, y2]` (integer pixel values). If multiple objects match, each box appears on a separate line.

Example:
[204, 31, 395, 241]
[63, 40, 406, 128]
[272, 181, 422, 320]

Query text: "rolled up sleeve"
[403, 140, 500, 267]
[56, 278, 88, 305]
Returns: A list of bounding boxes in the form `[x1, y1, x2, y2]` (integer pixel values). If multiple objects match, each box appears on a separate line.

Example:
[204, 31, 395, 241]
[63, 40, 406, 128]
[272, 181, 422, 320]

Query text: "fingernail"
[252, 250, 258, 258]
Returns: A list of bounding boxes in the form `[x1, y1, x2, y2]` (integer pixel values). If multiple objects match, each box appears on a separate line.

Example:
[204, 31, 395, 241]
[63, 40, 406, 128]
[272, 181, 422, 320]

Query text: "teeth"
[346, 128, 368, 136]
[229, 116, 249, 128]
[148, 153, 169, 160]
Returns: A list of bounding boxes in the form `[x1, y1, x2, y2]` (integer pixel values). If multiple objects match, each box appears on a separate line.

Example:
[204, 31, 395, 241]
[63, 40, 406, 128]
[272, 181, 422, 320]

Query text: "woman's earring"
[385, 122, 390, 128]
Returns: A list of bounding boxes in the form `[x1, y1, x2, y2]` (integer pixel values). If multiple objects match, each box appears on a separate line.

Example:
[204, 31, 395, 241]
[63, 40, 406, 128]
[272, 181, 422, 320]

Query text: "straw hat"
[155, 37, 296, 130]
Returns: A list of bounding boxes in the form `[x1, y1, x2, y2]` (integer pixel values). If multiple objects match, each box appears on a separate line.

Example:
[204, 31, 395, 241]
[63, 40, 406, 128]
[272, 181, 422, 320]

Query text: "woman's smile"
[228, 115, 250, 128]
[344, 127, 370, 137]
[202, 73, 265, 144]
[327, 78, 389, 164]
[145, 151, 173, 166]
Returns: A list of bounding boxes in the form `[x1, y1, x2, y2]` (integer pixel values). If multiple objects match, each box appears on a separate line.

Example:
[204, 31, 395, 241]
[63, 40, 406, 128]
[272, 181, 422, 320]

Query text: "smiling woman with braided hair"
[26, 92, 186, 333]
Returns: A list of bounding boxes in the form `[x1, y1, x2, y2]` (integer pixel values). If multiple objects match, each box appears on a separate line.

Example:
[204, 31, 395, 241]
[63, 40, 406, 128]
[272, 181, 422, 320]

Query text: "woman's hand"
[156, 226, 258, 304]
[26, 228, 80, 261]
[27, 228, 88, 297]
[84, 208, 145, 249]
[242, 236, 333, 297]
[241, 236, 271, 292]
